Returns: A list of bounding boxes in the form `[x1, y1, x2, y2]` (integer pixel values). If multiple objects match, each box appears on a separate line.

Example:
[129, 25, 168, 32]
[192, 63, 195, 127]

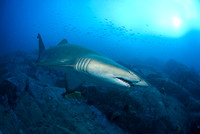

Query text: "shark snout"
[119, 70, 149, 87]
[134, 79, 148, 87]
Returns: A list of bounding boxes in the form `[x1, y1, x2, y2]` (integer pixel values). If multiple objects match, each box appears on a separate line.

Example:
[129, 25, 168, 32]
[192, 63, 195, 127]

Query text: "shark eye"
[128, 70, 138, 76]
[128, 70, 133, 74]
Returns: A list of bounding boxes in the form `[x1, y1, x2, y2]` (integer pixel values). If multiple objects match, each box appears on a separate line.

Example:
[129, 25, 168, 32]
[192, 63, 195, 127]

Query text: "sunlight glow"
[90, 0, 200, 37]
[172, 17, 182, 28]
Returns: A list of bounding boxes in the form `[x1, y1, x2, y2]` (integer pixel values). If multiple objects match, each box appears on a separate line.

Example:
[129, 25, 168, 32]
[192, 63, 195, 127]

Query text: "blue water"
[1, 1, 200, 133]
[1, 0, 200, 71]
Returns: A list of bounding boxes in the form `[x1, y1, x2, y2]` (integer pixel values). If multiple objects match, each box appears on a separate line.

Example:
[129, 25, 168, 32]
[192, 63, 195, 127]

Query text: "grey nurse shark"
[37, 33, 148, 92]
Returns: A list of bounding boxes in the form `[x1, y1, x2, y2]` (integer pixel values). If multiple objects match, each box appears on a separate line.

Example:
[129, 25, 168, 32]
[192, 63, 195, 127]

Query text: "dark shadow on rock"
[0, 80, 17, 107]
[190, 114, 200, 134]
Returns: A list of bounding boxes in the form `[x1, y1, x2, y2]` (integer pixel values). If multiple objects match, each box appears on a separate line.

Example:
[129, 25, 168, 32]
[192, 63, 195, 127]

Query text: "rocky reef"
[0, 51, 200, 134]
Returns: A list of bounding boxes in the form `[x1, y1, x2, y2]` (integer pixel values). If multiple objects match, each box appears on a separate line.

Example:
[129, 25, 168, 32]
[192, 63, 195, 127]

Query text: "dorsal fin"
[58, 39, 68, 45]
[37, 33, 45, 61]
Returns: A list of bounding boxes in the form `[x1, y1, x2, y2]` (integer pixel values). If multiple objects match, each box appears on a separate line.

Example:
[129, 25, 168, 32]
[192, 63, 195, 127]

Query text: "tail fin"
[37, 33, 45, 60]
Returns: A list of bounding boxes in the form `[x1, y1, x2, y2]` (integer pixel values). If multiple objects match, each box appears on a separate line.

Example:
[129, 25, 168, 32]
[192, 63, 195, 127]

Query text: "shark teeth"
[115, 77, 132, 87]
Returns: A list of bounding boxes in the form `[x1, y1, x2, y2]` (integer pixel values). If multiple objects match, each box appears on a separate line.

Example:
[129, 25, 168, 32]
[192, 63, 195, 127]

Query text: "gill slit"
[76, 57, 91, 74]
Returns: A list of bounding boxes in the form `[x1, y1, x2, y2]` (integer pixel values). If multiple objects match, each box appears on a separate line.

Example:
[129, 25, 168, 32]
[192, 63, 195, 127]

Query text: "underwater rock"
[0, 51, 200, 134]
[110, 112, 121, 121]
[0, 105, 20, 134]
[164, 59, 200, 100]
[81, 85, 188, 134]
[0, 64, 9, 83]
[0, 80, 17, 107]
[190, 114, 200, 134]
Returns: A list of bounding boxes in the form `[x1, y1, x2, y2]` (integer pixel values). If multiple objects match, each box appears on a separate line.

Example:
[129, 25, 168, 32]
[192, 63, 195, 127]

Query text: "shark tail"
[37, 33, 45, 61]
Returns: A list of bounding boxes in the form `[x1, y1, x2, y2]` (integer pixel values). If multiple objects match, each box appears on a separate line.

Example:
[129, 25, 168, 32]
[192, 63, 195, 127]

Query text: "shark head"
[112, 69, 149, 88]
[76, 55, 148, 88]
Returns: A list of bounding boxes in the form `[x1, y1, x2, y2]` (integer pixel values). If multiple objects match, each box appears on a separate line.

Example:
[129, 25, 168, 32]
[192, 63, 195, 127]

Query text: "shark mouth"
[115, 77, 133, 87]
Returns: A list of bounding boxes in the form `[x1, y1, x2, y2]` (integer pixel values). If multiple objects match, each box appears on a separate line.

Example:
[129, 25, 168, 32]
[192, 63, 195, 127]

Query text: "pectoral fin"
[64, 71, 84, 93]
